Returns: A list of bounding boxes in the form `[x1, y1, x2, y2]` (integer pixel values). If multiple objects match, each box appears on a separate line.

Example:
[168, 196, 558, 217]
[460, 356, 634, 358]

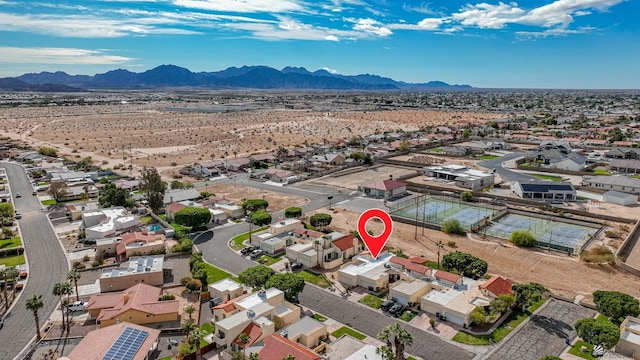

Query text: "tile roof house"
[63, 322, 160, 360]
[479, 276, 514, 299]
[358, 179, 407, 199]
[116, 232, 166, 261]
[87, 283, 179, 328]
[165, 202, 187, 222]
[258, 334, 321, 360]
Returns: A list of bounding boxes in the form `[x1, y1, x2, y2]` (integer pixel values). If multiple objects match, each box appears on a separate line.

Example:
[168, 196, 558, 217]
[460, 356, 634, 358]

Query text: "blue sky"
[0, 0, 637, 88]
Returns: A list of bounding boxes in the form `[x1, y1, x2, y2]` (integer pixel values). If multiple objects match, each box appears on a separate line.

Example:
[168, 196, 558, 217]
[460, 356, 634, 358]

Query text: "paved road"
[301, 286, 475, 360]
[195, 184, 476, 360]
[0, 163, 68, 360]
[485, 299, 595, 360]
[477, 152, 534, 182]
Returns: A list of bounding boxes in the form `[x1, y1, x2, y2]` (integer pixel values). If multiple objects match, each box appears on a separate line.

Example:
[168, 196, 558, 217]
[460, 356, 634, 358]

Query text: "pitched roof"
[408, 256, 429, 264]
[66, 322, 160, 360]
[259, 334, 321, 360]
[166, 202, 187, 212]
[434, 270, 462, 283]
[116, 232, 165, 255]
[293, 228, 325, 239]
[213, 292, 252, 311]
[362, 179, 407, 191]
[332, 234, 356, 251]
[405, 262, 430, 275]
[389, 256, 411, 267]
[480, 276, 514, 297]
[233, 323, 262, 347]
[87, 283, 179, 321]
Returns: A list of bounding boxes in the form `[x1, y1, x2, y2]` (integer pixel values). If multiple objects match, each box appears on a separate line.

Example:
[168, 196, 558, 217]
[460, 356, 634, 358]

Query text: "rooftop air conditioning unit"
[247, 310, 255, 318]
[279, 330, 288, 338]
[258, 290, 266, 297]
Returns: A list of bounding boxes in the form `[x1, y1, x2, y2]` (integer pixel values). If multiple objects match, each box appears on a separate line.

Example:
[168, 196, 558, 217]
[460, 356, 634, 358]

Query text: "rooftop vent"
[279, 330, 288, 338]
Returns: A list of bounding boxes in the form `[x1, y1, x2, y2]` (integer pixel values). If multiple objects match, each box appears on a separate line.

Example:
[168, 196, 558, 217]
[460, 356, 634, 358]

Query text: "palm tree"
[238, 332, 251, 356]
[190, 328, 207, 360]
[249, 353, 261, 360]
[67, 268, 81, 301]
[436, 241, 444, 270]
[52, 282, 71, 330]
[25, 294, 44, 341]
[376, 346, 395, 360]
[377, 323, 414, 360]
[282, 355, 296, 360]
[1, 266, 19, 309]
[184, 304, 196, 320]
[230, 351, 245, 360]
[181, 320, 196, 342]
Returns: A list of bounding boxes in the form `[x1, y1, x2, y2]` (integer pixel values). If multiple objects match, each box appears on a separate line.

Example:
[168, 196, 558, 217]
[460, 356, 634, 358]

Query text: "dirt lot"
[312, 207, 640, 300]
[310, 165, 421, 191]
[206, 183, 306, 213]
[0, 104, 499, 179]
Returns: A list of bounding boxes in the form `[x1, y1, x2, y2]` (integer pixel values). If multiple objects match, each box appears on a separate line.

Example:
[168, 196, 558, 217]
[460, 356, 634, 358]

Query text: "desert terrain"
[0, 101, 500, 178]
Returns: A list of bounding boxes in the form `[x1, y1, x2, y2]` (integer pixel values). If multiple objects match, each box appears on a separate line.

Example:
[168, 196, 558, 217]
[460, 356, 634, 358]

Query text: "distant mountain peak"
[8, 64, 473, 91]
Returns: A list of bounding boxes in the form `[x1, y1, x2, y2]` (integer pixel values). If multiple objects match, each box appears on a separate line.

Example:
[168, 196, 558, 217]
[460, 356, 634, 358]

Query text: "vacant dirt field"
[311, 165, 421, 191]
[0, 103, 499, 178]
[206, 184, 306, 213]
[312, 207, 640, 299]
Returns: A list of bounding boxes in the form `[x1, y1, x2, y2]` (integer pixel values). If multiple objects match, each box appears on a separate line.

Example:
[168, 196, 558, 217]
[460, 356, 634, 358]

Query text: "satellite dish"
[592, 344, 605, 357]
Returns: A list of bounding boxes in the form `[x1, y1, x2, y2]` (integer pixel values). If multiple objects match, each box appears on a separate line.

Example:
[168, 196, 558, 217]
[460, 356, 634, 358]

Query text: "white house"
[603, 190, 638, 206]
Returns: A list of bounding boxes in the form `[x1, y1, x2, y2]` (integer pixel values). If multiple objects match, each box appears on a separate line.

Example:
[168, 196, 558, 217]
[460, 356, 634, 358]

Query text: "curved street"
[477, 152, 533, 182]
[0, 163, 68, 360]
[196, 180, 476, 360]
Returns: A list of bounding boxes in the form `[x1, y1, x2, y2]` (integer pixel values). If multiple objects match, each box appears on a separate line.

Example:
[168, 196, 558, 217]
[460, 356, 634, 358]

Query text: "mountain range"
[2, 65, 472, 91]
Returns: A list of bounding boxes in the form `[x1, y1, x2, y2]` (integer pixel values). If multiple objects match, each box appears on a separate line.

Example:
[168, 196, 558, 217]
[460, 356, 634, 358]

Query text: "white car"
[68, 301, 86, 312]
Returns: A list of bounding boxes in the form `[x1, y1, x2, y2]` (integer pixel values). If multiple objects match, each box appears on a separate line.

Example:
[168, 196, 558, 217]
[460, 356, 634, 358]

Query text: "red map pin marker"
[358, 208, 393, 260]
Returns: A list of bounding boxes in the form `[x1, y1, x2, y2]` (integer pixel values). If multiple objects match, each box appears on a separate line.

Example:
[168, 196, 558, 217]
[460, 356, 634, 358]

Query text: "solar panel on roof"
[103, 327, 148, 360]
[520, 183, 573, 192]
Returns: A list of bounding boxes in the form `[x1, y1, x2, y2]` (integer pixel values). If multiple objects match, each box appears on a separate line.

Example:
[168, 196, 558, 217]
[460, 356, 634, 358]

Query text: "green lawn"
[453, 299, 546, 345]
[41, 199, 56, 206]
[170, 222, 190, 232]
[299, 270, 331, 288]
[569, 340, 596, 360]
[200, 323, 215, 335]
[431, 147, 443, 152]
[229, 227, 269, 250]
[478, 155, 500, 160]
[426, 261, 444, 270]
[591, 169, 611, 175]
[399, 310, 417, 322]
[37, 182, 48, 186]
[257, 253, 285, 266]
[331, 326, 366, 340]
[0, 254, 25, 267]
[139, 216, 153, 225]
[202, 262, 233, 284]
[313, 313, 328, 322]
[159, 214, 167, 221]
[358, 294, 383, 309]
[158, 357, 173, 360]
[0, 236, 21, 249]
[528, 173, 563, 181]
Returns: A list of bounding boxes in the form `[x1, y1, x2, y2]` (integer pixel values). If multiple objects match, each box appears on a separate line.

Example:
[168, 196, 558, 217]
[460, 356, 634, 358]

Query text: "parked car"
[290, 262, 303, 271]
[0, 317, 3, 329]
[32, 191, 37, 196]
[15, 193, 21, 198]
[68, 301, 86, 312]
[14, 212, 21, 219]
[381, 300, 395, 311]
[241, 246, 255, 255]
[250, 249, 263, 259]
[389, 304, 405, 317]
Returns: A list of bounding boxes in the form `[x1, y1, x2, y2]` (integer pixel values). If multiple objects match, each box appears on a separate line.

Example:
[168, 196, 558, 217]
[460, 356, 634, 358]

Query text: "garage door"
[444, 312, 466, 326]
[393, 295, 410, 306]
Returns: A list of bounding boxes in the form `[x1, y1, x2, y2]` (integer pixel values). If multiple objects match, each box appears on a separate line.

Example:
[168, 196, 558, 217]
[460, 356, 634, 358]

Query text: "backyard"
[331, 326, 366, 340]
[299, 270, 331, 288]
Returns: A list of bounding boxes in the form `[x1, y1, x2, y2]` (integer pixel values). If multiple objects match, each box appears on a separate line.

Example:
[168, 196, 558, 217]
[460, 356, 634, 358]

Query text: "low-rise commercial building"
[99, 256, 168, 292]
[424, 165, 495, 190]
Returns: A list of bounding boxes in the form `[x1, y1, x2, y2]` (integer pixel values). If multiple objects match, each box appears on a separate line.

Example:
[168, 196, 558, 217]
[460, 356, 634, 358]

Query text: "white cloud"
[353, 18, 392, 36]
[516, 25, 596, 37]
[322, 67, 338, 74]
[402, 2, 445, 16]
[0, 47, 132, 64]
[173, 0, 304, 13]
[452, 0, 623, 30]
[388, 17, 444, 31]
[223, 17, 354, 41]
[324, 35, 339, 41]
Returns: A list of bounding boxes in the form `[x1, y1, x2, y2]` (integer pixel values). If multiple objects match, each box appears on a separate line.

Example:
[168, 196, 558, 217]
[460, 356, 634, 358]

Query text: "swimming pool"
[147, 224, 162, 232]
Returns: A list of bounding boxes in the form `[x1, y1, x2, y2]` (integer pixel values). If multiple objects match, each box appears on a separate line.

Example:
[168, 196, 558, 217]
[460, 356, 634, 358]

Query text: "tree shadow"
[529, 314, 573, 338]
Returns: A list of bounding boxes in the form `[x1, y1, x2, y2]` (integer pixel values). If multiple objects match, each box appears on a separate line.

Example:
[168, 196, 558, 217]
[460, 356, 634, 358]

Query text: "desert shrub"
[604, 230, 622, 239]
[510, 230, 536, 247]
[442, 219, 464, 235]
[447, 241, 457, 248]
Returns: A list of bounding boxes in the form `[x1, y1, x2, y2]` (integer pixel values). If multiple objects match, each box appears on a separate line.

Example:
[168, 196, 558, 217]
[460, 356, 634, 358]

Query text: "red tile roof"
[213, 293, 251, 311]
[259, 334, 321, 360]
[480, 276, 513, 297]
[87, 283, 179, 322]
[166, 202, 186, 212]
[408, 256, 428, 265]
[66, 322, 160, 360]
[389, 256, 411, 267]
[405, 262, 430, 275]
[233, 323, 263, 347]
[362, 179, 407, 191]
[434, 270, 462, 284]
[116, 232, 165, 255]
[332, 234, 356, 251]
[293, 228, 324, 239]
